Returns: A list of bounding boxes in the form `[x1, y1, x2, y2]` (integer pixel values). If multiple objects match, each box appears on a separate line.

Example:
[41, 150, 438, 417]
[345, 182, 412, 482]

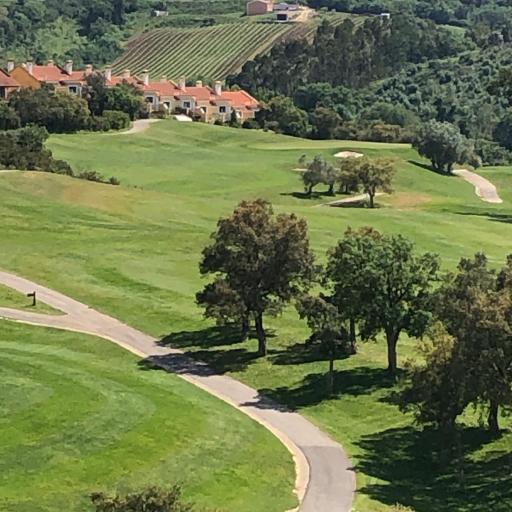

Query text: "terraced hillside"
[112, 22, 315, 80]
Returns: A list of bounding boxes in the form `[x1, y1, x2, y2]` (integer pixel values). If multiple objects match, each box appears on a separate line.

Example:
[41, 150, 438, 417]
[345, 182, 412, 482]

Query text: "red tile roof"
[143, 81, 177, 96]
[216, 90, 259, 109]
[60, 71, 89, 83]
[30, 64, 69, 82]
[107, 76, 141, 87]
[0, 69, 19, 88]
[174, 86, 214, 101]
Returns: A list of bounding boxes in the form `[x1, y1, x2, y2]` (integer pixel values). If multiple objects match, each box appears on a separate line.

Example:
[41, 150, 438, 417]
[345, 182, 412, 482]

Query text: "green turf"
[0, 320, 296, 512]
[0, 284, 60, 315]
[1, 120, 512, 511]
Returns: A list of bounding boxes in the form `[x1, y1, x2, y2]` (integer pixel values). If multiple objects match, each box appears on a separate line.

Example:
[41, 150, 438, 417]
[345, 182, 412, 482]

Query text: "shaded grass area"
[0, 321, 296, 512]
[1, 121, 512, 510]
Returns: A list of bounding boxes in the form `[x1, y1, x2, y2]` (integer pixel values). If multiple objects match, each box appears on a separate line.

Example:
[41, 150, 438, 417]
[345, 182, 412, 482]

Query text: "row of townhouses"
[0, 60, 260, 124]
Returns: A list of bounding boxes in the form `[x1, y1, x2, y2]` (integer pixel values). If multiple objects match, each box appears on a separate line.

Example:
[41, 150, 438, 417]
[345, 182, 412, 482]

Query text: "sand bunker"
[334, 151, 364, 158]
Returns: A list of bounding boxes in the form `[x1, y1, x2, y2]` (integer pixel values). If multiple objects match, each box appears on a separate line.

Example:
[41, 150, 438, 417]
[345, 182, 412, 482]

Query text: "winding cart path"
[0, 270, 356, 512]
[453, 169, 503, 204]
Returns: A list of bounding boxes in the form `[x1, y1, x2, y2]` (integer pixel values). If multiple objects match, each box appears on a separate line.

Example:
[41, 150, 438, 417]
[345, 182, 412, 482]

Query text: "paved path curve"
[453, 169, 503, 204]
[0, 270, 355, 512]
[320, 192, 385, 207]
[119, 119, 161, 135]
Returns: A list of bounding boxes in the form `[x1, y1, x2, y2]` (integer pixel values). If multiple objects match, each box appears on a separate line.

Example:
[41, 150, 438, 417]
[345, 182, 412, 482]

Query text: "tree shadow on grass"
[159, 324, 248, 349]
[329, 199, 380, 209]
[280, 191, 334, 200]
[356, 425, 512, 511]
[269, 341, 350, 366]
[254, 366, 396, 411]
[138, 346, 260, 376]
[408, 160, 453, 176]
[454, 211, 512, 224]
[154, 324, 271, 374]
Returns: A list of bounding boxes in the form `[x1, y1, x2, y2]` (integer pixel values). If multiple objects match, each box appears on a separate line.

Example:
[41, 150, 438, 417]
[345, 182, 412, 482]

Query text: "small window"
[146, 96, 154, 104]
[219, 106, 227, 114]
[68, 86, 78, 94]
[183, 101, 191, 109]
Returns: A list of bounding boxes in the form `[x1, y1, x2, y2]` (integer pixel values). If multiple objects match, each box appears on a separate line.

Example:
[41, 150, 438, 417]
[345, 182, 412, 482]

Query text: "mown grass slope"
[0, 321, 295, 512]
[1, 120, 512, 511]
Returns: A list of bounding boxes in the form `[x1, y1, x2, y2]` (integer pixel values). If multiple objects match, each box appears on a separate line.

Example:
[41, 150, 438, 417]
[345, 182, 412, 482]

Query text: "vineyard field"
[112, 22, 314, 80]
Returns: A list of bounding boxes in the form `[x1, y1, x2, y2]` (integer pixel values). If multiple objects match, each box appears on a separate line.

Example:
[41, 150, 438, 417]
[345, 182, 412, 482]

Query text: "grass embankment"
[1, 120, 512, 511]
[0, 284, 60, 314]
[0, 321, 295, 512]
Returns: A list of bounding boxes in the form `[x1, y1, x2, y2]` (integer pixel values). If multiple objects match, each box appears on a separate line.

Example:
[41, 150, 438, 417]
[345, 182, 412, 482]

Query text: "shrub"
[91, 485, 197, 512]
[102, 110, 131, 130]
[0, 101, 20, 130]
[475, 139, 512, 165]
[242, 118, 260, 129]
[77, 169, 121, 185]
[88, 116, 111, 132]
[8, 85, 90, 133]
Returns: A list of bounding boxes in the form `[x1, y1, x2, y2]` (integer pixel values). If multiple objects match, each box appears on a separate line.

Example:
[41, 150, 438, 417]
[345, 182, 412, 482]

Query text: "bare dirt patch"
[387, 192, 433, 210]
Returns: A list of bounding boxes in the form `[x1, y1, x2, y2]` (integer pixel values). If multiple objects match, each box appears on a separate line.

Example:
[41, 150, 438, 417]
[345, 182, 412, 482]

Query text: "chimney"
[64, 59, 73, 75]
[214, 81, 222, 96]
[122, 69, 131, 80]
[85, 64, 93, 76]
[47, 59, 54, 66]
[160, 75, 167, 83]
[178, 76, 186, 90]
[196, 80, 203, 87]
[7, 59, 14, 73]
[142, 69, 150, 86]
[26, 60, 34, 75]
[104, 66, 112, 81]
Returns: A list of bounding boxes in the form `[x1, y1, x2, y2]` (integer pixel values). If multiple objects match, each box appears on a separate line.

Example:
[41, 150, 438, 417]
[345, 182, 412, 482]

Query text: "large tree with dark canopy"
[197, 199, 315, 356]
[413, 121, 473, 173]
[326, 227, 439, 375]
[435, 254, 512, 433]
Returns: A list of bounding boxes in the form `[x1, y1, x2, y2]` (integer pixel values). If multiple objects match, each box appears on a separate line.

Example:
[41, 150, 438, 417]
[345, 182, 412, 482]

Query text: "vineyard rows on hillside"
[113, 22, 314, 80]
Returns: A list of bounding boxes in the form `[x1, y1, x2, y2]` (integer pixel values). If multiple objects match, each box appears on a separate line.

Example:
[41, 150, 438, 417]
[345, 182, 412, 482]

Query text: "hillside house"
[10, 60, 93, 96]
[0, 69, 20, 99]
[5, 59, 259, 124]
[247, 0, 273, 16]
[140, 74, 259, 123]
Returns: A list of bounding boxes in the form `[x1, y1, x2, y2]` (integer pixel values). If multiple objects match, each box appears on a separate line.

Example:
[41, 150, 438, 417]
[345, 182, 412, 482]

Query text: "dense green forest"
[309, 0, 512, 35]
[229, 9, 512, 164]
[0, 0, 246, 65]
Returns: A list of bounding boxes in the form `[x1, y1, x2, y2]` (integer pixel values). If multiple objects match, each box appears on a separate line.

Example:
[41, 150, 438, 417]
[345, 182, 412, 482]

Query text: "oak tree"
[327, 228, 439, 376]
[197, 199, 315, 356]
[297, 294, 348, 395]
[354, 157, 395, 208]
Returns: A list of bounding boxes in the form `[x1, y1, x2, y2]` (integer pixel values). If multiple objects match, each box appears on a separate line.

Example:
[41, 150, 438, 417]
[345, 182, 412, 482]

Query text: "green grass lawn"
[0, 284, 60, 314]
[1, 120, 512, 511]
[0, 321, 295, 512]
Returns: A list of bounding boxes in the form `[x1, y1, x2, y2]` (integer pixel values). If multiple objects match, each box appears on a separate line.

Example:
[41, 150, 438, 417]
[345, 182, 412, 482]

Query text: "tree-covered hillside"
[228, 9, 512, 164]
[309, 0, 512, 35]
[368, 48, 512, 160]
[0, 0, 245, 66]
